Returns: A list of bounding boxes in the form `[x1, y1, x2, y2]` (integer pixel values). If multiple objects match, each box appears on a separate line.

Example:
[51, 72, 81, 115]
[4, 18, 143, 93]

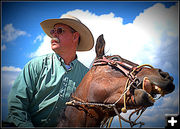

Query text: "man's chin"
[51, 46, 60, 52]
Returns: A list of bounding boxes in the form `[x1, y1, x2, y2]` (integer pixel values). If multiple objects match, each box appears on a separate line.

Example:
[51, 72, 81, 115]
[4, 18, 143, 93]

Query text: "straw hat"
[40, 15, 94, 51]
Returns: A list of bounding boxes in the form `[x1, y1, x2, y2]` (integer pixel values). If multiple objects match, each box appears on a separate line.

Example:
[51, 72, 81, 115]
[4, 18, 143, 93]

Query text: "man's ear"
[73, 32, 80, 41]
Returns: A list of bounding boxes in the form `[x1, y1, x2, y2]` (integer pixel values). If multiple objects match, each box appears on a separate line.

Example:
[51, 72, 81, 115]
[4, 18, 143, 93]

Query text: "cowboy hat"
[40, 15, 94, 51]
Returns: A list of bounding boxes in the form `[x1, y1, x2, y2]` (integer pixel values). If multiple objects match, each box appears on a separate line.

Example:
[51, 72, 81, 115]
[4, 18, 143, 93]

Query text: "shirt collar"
[55, 53, 78, 69]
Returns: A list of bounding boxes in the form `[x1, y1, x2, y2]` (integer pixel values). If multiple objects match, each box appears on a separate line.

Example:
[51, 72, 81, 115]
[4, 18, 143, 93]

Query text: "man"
[6, 15, 94, 127]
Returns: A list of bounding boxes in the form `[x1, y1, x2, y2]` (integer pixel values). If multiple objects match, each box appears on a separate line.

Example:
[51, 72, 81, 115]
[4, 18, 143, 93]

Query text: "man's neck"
[56, 50, 76, 65]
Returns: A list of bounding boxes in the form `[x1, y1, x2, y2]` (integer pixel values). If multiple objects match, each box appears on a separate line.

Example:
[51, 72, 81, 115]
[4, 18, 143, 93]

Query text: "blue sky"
[1, 1, 179, 127]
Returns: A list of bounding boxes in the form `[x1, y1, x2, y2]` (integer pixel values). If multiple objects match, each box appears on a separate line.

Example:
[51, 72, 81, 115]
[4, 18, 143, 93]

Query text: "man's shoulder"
[27, 53, 55, 65]
[75, 60, 89, 72]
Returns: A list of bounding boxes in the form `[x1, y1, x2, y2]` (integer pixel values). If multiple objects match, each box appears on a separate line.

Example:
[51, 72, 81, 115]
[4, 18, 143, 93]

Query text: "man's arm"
[6, 61, 39, 127]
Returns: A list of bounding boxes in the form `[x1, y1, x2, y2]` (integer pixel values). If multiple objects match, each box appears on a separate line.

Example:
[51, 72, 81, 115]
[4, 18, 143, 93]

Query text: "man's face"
[50, 23, 78, 53]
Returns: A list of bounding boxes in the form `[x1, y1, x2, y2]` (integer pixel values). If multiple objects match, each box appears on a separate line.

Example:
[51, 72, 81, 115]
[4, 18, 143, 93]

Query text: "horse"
[57, 34, 175, 127]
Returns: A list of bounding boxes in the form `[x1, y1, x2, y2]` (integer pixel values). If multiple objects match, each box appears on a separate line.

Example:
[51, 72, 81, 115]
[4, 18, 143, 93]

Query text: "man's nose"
[51, 31, 58, 37]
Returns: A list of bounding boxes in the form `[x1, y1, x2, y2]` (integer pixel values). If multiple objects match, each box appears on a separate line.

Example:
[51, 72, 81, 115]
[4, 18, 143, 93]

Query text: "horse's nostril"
[158, 69, 162, 72]
[159, 69, 169, 79]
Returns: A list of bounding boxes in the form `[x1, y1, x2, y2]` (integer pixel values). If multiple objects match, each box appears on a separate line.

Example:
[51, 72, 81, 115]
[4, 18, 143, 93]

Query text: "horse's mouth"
[142, 77, 165, 102]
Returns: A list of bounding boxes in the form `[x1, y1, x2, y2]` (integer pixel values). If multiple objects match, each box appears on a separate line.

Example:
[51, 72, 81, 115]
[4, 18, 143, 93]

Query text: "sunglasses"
[50, 27, 65, 35]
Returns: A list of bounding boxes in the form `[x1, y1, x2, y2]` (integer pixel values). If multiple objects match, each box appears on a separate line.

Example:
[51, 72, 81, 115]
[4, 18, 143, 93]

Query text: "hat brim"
[40, 18, 94, 51]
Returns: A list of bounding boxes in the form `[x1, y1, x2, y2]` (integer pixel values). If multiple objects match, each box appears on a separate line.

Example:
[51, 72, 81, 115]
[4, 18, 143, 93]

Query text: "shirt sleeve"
[7, 60, 40, 127]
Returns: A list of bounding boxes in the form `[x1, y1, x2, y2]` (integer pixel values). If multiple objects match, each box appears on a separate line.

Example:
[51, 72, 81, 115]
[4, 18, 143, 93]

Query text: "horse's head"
[90, 34, 175, 110]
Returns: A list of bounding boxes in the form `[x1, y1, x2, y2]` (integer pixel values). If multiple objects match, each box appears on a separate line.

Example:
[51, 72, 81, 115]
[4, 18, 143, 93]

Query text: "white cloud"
[2, 24, 31, 42]
[131, 3, 178, 69]
[33, 33, 44, 44]
[2, 70, 21, 96]
[29, 35, 54, 58]
[2, 66, 22, 72]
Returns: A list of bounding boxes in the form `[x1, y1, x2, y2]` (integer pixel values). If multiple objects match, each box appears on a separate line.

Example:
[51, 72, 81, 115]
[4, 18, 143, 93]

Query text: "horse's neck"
[57, 64, 117, 127]
[57, 105, 104, 127]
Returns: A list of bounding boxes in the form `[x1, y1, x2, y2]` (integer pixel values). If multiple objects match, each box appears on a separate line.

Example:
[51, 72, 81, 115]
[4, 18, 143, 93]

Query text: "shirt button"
[59, 94, 63, 98]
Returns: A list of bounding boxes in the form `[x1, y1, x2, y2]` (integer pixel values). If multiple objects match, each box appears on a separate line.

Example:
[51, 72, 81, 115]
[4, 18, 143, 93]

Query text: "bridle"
[66, 55, 155, 128]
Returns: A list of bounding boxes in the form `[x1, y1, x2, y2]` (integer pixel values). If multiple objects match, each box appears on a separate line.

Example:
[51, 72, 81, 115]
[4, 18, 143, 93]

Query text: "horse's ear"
[95, 34, 105, 58]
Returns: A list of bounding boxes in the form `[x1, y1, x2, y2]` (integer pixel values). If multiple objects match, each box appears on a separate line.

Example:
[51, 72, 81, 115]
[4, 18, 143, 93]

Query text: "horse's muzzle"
[148, 69, 175, 95]
[157, 69, 175, 94]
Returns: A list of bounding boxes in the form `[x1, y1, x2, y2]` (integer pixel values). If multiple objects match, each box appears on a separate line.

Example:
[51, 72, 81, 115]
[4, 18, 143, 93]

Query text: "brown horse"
[57, 34, 175, 127]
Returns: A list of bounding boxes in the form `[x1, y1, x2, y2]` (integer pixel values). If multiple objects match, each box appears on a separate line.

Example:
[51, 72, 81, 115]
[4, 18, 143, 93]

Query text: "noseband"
[66, 55, 154, 127]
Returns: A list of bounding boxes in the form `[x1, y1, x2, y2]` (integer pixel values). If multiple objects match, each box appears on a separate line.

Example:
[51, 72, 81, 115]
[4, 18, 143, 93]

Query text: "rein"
[66, 56, 154, 128]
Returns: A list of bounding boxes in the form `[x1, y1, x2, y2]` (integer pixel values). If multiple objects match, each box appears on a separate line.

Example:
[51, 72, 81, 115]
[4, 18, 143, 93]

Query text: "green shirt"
[6, 53, 89, 127]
